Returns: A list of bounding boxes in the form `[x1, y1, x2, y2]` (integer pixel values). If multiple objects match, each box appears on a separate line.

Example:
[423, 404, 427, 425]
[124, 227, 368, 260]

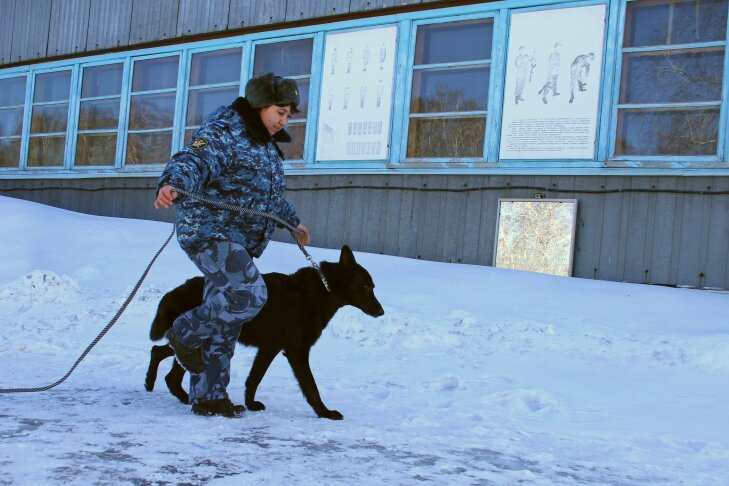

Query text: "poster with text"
[316, 25, 397, 161]
[499, 5, 606, 159]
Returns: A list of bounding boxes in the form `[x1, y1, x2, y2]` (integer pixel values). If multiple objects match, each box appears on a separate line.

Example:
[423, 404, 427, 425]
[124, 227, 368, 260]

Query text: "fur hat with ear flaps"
[245, 72, 300, 113]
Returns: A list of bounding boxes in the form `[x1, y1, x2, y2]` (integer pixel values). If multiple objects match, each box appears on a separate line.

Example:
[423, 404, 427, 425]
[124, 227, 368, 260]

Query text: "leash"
[0, 223, 177, 394]
[170, 187, 330, 292]
[0, 189, 327, 394]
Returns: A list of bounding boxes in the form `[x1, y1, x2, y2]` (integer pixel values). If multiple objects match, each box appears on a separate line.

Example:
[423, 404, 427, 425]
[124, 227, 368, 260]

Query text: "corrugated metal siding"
[177, 0, 230, 37]
[348, 0, 423, 11]
[0, 0, 473, 66]
[285, 0, 351, 22]
[9, 0, 52, 63]
[129, 0, 179, 45]
[86, 0, 133, 51]
[47, 0, 91, 57]
[0, 1, 15, 65]
[227, 0, 287, 28]
[1, 174, 728, 290]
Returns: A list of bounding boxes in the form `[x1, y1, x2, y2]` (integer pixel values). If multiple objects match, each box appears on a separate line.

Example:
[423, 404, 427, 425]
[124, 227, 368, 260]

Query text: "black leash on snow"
[0, 189, 328, 394]
[0, 223, 177, 394]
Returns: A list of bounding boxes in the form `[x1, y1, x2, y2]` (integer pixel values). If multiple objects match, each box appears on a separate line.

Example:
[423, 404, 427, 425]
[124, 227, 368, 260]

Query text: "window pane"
[625, 0, 728, 47]
[132, 56, 179, 91]
[0, 108, 23, 136]
[79, 99, 120, 130]
[82, 64, 123, 98]
[186, 86, 239, 125]
[34, 71, 71, 103]
[253, 39, 313, 77]
[126, 131, 172, 164]
[129, 93, 176, 130]
[295, 79, 310, 117]
[414, 19, 493, 65]
[0, 77, 26, 106]
[0, 139, 21, 167]
[280, 123, 305, 160]
[184, 128, 196, 146]
[620, 49, 724, 104]
[616, 107, 719, 156]
[31, 104, 69, 133]
[76, 133, 117, 166]
[407, 116, 485, 158]
[411, 66, 489, 113]
[27, 135, 65, 166]
[190, 48, 242, 86]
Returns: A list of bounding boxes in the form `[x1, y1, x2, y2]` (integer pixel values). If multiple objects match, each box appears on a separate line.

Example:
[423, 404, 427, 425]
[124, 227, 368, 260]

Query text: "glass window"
[76, 63, 123, 167]
[253, 39, 313, 160]
[616, 0, 728, 156]
[0, 76, 26, 168]
[407, 19, 494, 159]
[184, 48, 242, 145]
[127, 56, 179, 165]
[28, 71, 71, 167]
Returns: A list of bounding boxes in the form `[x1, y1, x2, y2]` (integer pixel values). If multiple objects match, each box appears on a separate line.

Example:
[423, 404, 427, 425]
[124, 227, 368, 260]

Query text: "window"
[0, 77, 26, 168]
[407, 18, 494, 158]
[28, 71, 71, 167]
[126, 56, 179, 165]
[184, 48, 242, 145]
[253, 39, 313, 160]
[616, 0, 728, 157]
[76, 64, 123, 166]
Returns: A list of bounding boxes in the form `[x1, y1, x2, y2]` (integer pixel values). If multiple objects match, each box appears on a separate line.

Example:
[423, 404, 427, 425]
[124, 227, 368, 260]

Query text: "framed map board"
[494, 199, 578, 276]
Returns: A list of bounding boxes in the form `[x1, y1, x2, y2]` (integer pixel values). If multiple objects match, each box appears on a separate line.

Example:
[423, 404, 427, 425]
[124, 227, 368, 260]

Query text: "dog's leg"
[244, 347, 280, 411]
[285, 348, 343, 420]
[145, 344, 175, 392]
[165, 360, 189, 404]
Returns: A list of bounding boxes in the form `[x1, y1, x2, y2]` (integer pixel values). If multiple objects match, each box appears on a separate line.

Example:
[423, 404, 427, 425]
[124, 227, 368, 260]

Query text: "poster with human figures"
[316, 25, 397, 161]
[499, 5, 606, 159]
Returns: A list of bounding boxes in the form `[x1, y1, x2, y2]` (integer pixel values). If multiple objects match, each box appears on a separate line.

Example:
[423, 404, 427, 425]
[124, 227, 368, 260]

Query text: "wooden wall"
[2, 174, 728, 289]
[0, 0, 449, 66]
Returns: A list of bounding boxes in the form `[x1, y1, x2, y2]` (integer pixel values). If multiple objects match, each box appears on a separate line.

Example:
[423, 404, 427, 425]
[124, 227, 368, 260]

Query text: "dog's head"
[335, 245, 385, 318]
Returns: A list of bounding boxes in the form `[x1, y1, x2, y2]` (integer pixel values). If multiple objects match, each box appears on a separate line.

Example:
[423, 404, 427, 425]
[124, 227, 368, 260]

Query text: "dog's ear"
[339, 245, 356, 269]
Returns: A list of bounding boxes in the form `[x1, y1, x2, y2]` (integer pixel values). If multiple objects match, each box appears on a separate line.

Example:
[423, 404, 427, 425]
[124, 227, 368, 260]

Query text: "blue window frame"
[252, 37, 314, 161]
[183, 47, 243, 146]
[404, 16, 496, 162]
[612, 0, 729, 160]
[0, 76, 26, 168]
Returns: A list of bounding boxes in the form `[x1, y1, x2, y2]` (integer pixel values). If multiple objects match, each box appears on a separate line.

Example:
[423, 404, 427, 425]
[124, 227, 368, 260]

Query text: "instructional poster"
[316, 25, 397, 161]
[499, 5, 606, 159]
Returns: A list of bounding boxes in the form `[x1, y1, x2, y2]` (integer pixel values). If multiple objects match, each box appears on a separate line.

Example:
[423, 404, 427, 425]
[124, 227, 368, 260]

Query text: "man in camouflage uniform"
[154, 72, 310, 417]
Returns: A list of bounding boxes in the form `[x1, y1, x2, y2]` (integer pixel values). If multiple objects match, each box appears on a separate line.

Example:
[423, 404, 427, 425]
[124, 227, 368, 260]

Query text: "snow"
[0, 194, 728, 485]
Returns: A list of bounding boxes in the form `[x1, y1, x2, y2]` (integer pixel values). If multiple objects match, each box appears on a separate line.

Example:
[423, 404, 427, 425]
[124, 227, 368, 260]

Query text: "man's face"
[259, 105, 292, 136]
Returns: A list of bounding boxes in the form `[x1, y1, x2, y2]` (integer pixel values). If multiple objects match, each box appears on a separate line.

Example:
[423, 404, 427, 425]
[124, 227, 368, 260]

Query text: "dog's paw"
[246, 400, 266, 411]
[319, 409, 343, 420]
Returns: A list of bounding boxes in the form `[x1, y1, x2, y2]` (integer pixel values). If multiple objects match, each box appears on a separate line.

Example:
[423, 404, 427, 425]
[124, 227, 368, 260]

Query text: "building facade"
[1, 0, 728, 289]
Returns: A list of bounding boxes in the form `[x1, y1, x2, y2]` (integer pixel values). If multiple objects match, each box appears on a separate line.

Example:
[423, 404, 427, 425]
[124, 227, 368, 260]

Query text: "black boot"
[166, 329, 205, 374]
[192, 398, 245, 418]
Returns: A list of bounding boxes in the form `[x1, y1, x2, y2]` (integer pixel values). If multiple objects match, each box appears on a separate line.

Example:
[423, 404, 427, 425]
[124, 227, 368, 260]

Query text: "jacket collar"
[231, 97, 292, 144]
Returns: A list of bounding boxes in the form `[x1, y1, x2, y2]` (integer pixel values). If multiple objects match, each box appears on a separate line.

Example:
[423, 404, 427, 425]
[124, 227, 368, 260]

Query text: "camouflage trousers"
[172, 241, 268, 404]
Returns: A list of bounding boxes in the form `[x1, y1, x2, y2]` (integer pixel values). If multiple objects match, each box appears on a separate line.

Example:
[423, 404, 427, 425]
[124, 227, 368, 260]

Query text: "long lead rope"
[0, 223, 177, 394]
[0, 190, 328, 394]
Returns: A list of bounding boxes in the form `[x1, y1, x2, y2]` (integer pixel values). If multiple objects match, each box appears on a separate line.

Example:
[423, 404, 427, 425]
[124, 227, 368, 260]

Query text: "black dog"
[144, 245, 384, 420]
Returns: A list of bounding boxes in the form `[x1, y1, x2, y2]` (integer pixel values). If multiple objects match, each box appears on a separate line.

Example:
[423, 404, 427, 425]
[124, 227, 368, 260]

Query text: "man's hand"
[294, 223, 311, 245]
[154, 185, 178, 209]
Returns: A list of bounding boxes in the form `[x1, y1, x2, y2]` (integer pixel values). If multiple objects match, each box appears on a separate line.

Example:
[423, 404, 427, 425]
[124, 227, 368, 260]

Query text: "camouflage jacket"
[157, 97, 300, 257]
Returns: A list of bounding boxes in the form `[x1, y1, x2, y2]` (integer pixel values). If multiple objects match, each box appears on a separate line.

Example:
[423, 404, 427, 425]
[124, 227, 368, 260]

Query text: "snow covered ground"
[0, 194, 727, 485]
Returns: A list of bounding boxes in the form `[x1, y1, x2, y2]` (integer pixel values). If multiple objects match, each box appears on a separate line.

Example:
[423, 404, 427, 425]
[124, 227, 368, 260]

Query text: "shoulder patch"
[189, 138, 209, 150]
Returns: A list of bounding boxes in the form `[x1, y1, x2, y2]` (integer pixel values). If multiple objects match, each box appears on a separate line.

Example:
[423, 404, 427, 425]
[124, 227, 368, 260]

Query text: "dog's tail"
[149, 299, 175, 341]
[149, 277, 204, 341]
